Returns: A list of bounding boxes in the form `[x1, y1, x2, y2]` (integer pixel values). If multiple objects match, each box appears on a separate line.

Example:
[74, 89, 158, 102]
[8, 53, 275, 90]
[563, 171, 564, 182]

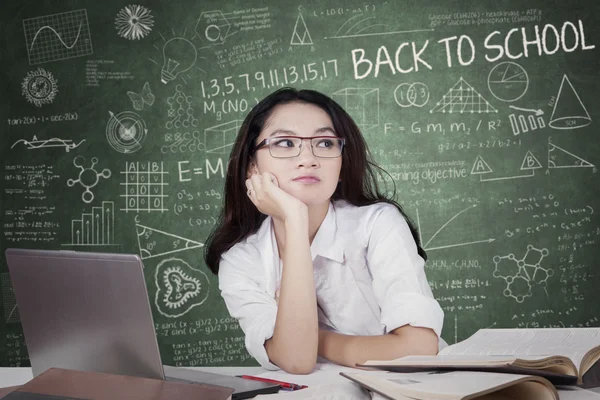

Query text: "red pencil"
[239, 375, 308, 390]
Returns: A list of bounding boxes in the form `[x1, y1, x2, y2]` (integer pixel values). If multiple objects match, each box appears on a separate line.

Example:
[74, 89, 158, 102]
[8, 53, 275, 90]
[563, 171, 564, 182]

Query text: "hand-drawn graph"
[325, 14, 432, 39]
[508, 107, 545, 135]
[136, 223, 204, 260]
[430, 78, 498, 114]
[154, 257, 210, 318]
[332, 88, 379, 129]
[415, 205, 495, 251]
[549, 75, 591, 129]
[1, 274, 20, 324]
[23, 9, 93, 65]
[547, 138, 595, 170]
[291, 9, 313, 45]
[106, 110, 147, 153]
[471, 151, 542, 182]
[121, 162, 168, 213]
[487, 62, 529, 102]
[67, 156, 111, 203]
[11, 135, 85, 152]
[62, 201, 116, 246]
[21, 68, 58, 107]
[493, 245, 552, 303]
[115, 4, 154, 40]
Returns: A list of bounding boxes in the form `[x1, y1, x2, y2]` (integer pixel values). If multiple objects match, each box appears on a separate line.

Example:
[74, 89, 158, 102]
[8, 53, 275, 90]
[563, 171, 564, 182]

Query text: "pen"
[238, 375, 308, 390]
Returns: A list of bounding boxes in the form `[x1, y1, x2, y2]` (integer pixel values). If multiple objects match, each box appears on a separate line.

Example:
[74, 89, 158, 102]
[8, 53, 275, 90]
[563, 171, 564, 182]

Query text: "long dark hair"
[204, 87, 426, 274]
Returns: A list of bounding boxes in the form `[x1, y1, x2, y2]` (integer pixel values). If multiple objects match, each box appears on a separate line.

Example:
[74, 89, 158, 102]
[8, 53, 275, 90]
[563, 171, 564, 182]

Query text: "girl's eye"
[273, 139, 296, 147]
[317, 139, 333, 147]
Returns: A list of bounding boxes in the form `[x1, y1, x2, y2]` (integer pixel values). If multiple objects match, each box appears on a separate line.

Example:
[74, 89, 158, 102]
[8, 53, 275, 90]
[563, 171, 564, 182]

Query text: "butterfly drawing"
[127, 81, 155, 111]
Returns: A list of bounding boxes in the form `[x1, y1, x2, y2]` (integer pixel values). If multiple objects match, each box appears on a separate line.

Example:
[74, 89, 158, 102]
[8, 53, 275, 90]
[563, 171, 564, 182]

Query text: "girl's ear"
[246, 161, 259, 179]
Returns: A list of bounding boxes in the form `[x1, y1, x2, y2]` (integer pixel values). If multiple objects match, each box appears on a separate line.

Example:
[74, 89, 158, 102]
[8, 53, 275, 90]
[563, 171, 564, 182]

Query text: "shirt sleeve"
[366, 204, 445, 338]
[218, 251, 280, 370]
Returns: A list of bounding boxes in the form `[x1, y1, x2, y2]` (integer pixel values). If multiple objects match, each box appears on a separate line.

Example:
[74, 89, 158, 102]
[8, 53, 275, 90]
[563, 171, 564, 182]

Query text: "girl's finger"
[250, 173, 263, 197]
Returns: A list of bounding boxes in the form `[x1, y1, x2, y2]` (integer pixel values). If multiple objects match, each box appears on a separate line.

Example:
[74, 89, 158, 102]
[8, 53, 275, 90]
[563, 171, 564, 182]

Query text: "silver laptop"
[5, 248, 279, 399]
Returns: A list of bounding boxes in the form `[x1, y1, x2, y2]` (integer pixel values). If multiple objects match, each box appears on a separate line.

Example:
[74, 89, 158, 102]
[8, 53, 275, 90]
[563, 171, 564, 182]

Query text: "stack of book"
[341, 327, 600, 400]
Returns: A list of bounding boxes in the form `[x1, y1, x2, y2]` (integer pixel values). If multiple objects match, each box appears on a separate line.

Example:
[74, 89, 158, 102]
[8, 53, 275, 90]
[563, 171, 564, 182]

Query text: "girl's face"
[250, 102, 343, 207]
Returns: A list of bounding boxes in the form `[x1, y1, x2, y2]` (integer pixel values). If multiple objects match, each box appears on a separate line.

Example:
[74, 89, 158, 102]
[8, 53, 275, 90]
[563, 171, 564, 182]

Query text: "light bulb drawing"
[160, 37, 197, 84]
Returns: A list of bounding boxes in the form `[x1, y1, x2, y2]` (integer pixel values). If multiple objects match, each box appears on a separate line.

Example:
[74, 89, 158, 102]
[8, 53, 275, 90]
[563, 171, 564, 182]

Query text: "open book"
[341, 370, 559, 400]
[358, 328, 600, 388]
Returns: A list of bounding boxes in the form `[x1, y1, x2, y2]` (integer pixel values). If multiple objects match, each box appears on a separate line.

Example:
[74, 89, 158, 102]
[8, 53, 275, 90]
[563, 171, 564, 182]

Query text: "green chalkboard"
[1, 0, 599, 367]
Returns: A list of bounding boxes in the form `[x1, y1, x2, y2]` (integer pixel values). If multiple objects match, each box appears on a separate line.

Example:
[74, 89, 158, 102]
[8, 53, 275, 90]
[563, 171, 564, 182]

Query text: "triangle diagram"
[471, 155, 493, 174]
[549, 75, 591, 129]
[520, 151, 542, 170]
[136, 224, 204, 259]
[547, 142, 594, 168]
[291, 12, 313, 45]
[430, 77, 498, 114]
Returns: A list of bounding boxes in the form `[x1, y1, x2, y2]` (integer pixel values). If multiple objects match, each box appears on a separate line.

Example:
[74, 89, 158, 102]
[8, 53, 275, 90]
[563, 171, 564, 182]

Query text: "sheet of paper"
[556, 386, 600, 400]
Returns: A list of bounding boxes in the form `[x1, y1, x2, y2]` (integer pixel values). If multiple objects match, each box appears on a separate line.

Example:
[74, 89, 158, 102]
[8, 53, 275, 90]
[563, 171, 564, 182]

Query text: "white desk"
[1, 366, 600, 399]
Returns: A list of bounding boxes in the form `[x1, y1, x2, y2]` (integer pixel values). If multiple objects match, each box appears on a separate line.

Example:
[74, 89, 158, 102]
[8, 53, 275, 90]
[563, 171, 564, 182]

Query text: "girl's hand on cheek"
[245, 172, 307, 222]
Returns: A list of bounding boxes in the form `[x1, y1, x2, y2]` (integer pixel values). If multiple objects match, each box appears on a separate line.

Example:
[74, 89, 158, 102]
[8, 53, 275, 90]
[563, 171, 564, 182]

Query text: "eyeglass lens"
[269, 137, 343, 158]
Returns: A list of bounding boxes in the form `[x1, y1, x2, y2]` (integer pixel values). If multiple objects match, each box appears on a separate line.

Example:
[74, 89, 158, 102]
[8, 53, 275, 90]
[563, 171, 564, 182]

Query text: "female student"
[204, 88, 445, 374]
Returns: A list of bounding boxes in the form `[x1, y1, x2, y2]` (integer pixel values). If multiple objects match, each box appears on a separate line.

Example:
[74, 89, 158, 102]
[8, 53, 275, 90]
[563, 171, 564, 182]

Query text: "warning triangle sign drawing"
[471, 155, 493, 175]
[548, 142, 595, 168]
[520, 151, 542, 170]
[136, 224, 204, 259]
[291, 11, 313, 45]
[430, 78, 498, 114]
[549, 75, 591, 129]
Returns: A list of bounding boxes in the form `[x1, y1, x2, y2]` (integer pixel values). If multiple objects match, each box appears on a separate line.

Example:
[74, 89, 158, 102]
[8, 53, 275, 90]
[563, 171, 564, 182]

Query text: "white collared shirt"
[218, 200, 445, 369]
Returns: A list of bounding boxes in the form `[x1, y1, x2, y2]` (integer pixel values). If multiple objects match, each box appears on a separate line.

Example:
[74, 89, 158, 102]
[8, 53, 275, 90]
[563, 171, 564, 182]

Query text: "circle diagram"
[487, 62, 529, 102]
[106, 110, 147, 153]
[22, 68, 58, 107]
[394, 82, 429, 108]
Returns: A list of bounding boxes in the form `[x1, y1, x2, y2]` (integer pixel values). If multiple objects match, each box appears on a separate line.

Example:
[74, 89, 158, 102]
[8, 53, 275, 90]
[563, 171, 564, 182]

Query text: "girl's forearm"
[318, 325, 439, 368]
[266, 213, 318, 374]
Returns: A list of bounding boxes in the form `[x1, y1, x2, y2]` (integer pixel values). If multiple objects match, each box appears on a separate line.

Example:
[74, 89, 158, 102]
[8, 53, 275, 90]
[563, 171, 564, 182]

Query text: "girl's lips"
[293, 177, 320, 183]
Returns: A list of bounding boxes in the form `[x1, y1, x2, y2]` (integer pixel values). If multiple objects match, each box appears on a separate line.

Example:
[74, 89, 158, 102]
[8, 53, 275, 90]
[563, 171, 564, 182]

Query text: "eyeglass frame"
[251, 135, 346, 158]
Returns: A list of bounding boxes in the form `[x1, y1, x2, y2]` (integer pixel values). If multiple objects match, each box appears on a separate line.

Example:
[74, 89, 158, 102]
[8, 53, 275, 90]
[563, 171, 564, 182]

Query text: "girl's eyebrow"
[269, 126, 337, 137]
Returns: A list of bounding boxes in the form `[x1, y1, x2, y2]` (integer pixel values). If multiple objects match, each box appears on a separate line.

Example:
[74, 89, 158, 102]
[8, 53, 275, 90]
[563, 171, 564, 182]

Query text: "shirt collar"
[256, 201, 345, 264]
[309, 201, 345, 263]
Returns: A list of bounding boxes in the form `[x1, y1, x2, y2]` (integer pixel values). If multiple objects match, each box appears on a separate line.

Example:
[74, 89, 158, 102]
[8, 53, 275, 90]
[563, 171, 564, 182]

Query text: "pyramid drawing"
[520, 151, 542, 170]
[290, 11, 313, 45]
[430, 78, 498, 114]
[549, 75, 591, 129]
[136, 224, 204, 259]
[471, 155, 493, 175]
[548, 142, 594, 169]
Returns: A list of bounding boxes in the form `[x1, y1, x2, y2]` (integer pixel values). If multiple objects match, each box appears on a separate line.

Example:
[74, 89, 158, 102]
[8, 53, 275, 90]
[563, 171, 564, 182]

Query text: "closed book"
[0, 368, 234, 400]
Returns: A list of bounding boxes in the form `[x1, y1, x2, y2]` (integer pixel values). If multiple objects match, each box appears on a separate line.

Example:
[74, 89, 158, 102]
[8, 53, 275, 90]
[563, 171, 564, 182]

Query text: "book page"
[344, 371, 556, 400]
[386, 354, 549, 365]
[440, 328, 600, 369]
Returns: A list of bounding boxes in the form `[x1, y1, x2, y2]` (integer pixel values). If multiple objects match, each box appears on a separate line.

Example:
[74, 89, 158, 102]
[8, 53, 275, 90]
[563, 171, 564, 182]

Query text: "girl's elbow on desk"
[390, 325, 440, 356]
[265, 339, 318, 375]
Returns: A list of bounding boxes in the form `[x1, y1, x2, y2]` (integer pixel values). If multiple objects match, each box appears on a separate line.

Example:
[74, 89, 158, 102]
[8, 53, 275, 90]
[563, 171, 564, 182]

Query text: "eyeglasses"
[252, 136, 345, 158]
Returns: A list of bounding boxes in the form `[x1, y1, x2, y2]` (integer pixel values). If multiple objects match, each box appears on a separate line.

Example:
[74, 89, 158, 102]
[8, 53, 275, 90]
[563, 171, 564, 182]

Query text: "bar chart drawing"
[1, 273, 20, 324]
[62, 201, 116, 246]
